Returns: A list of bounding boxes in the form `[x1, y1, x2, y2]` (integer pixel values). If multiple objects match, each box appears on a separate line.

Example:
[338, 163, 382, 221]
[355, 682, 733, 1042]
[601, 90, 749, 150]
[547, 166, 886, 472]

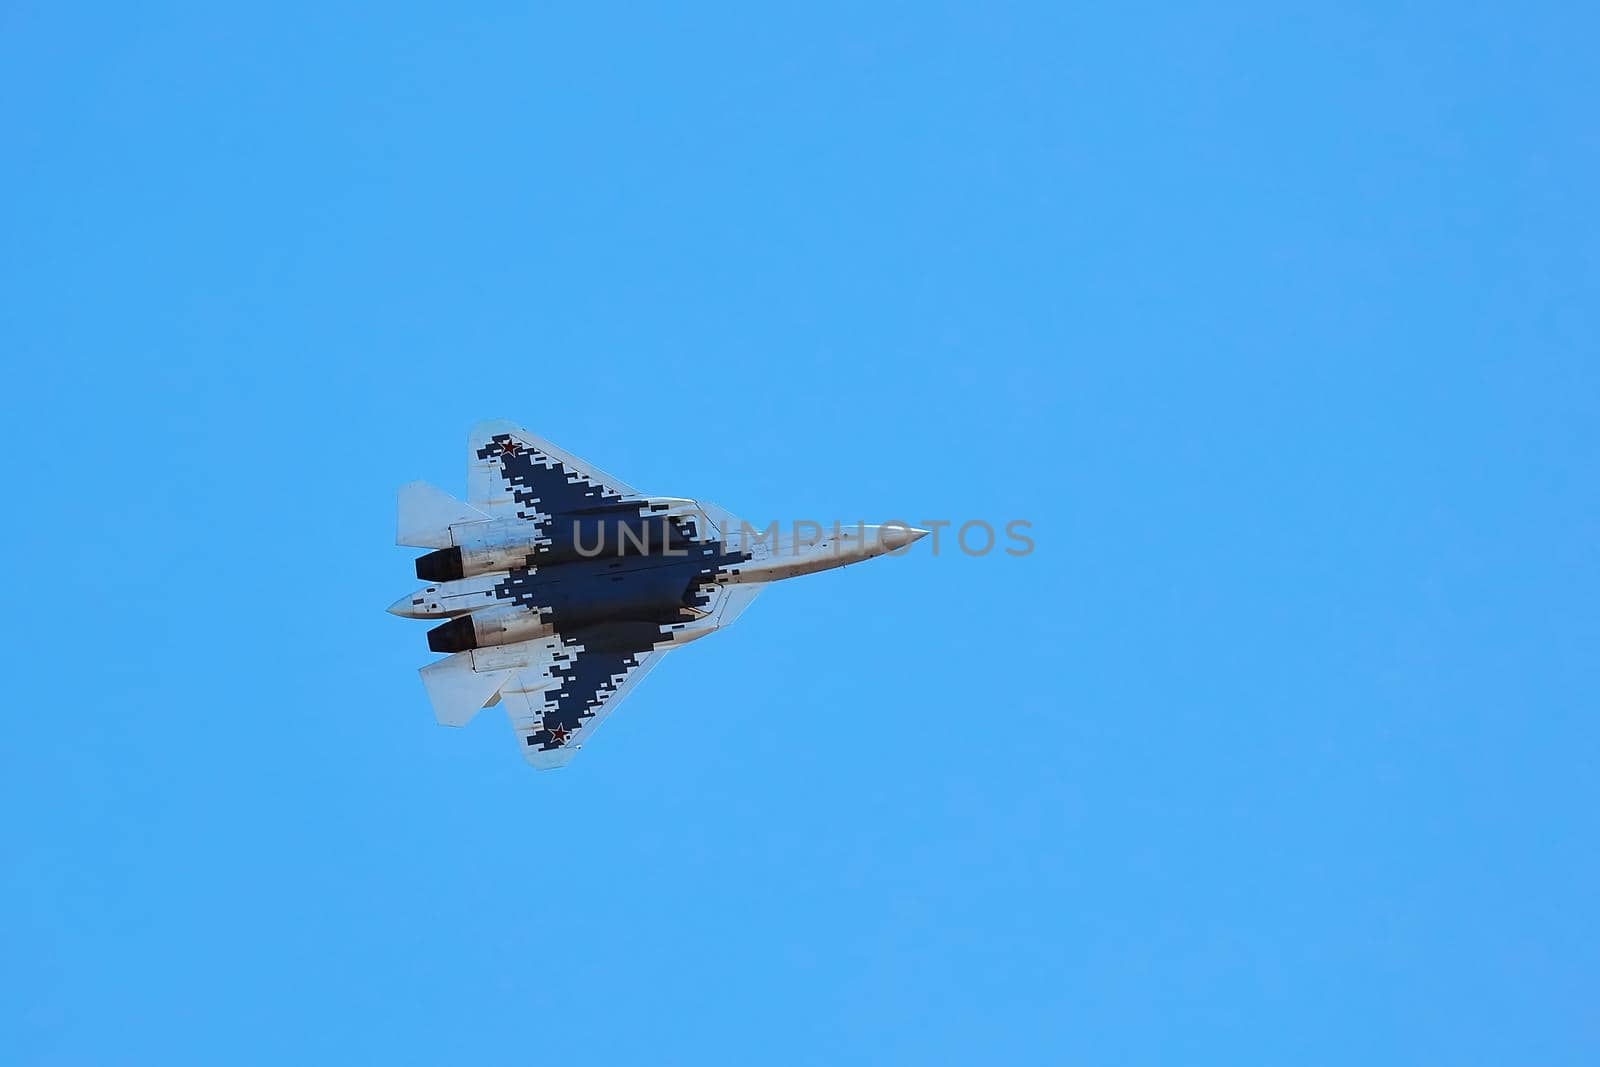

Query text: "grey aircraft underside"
[390, 420, 928, 769]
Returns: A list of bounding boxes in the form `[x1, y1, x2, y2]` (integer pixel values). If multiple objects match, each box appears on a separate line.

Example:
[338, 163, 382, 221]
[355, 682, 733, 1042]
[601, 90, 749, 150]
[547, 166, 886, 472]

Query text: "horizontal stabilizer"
[398, 481, 489, 548]
[418, 652, 513, 727]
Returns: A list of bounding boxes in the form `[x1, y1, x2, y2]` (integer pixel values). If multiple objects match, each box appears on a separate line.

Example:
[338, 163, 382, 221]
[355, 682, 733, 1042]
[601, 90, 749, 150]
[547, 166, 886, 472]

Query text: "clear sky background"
[3, 4, 1596, 1064]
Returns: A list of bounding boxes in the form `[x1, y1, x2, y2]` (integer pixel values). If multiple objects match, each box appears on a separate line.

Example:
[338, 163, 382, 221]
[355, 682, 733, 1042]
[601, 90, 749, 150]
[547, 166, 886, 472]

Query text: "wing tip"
[522, 744, 579, 770]
[469, 417, 521, 441]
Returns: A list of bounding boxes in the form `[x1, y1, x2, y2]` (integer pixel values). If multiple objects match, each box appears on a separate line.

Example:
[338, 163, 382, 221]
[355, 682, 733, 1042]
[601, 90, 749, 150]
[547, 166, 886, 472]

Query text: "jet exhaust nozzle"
[416, 546, 465, 582]
[427, 615, 477, 653]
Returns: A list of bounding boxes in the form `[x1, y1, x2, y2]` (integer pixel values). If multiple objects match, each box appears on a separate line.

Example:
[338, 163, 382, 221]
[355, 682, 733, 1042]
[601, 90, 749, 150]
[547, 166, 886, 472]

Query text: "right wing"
[467, 419, 643, 519]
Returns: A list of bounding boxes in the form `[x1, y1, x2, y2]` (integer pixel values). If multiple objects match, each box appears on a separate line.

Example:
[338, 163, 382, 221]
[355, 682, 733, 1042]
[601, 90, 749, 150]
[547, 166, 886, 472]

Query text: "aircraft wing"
[498, 640, 668, 770]
[468, 418, 643, 518]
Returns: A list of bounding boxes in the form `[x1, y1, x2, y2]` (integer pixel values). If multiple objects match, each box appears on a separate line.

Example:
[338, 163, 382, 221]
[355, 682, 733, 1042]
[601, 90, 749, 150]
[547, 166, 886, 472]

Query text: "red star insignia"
[499, 438, 521, 457]
[544, 722, 570, 747]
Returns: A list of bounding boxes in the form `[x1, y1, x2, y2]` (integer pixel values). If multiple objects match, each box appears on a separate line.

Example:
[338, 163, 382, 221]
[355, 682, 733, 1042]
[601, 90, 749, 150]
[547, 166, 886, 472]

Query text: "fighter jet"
[390, 420, 928, 768]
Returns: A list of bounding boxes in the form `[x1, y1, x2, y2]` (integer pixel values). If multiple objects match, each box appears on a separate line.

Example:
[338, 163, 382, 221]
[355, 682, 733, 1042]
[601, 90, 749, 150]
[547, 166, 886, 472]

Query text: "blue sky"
[2, 3, 1596, 1063]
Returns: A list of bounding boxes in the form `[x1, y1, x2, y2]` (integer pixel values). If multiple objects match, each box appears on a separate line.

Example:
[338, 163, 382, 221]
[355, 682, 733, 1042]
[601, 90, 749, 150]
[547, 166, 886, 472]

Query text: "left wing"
[499, 641, 668, 770]
[467, 419, 643, 519]
[419, 626, 671, 770]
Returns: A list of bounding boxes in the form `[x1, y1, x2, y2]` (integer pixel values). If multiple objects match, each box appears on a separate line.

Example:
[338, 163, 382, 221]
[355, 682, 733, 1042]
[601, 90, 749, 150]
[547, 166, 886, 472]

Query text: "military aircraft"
[390, 420, 928, 768]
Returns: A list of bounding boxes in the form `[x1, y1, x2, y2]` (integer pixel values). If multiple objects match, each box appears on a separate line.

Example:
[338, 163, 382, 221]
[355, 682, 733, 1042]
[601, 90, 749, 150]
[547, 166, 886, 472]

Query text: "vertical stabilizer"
[397, 481, 489, 548]
[418, 652, 513, 727]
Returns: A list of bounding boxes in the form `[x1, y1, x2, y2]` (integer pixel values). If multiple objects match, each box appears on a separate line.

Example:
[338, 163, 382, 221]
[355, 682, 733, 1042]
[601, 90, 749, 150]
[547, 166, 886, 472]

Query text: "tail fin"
[418, 652, 513, 727]
[397, 481, 489, 548]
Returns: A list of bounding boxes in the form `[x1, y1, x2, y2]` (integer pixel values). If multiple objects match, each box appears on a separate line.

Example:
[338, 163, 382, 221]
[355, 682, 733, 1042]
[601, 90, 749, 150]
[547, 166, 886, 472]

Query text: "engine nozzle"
[416, 546, 465, 582]
[426, 615, 477, 653]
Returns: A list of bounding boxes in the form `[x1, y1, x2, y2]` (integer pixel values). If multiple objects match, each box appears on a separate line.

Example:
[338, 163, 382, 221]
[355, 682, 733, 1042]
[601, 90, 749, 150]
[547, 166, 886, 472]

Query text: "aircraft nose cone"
[387, 594, 422, 618]
[878, 524, 931, 550]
